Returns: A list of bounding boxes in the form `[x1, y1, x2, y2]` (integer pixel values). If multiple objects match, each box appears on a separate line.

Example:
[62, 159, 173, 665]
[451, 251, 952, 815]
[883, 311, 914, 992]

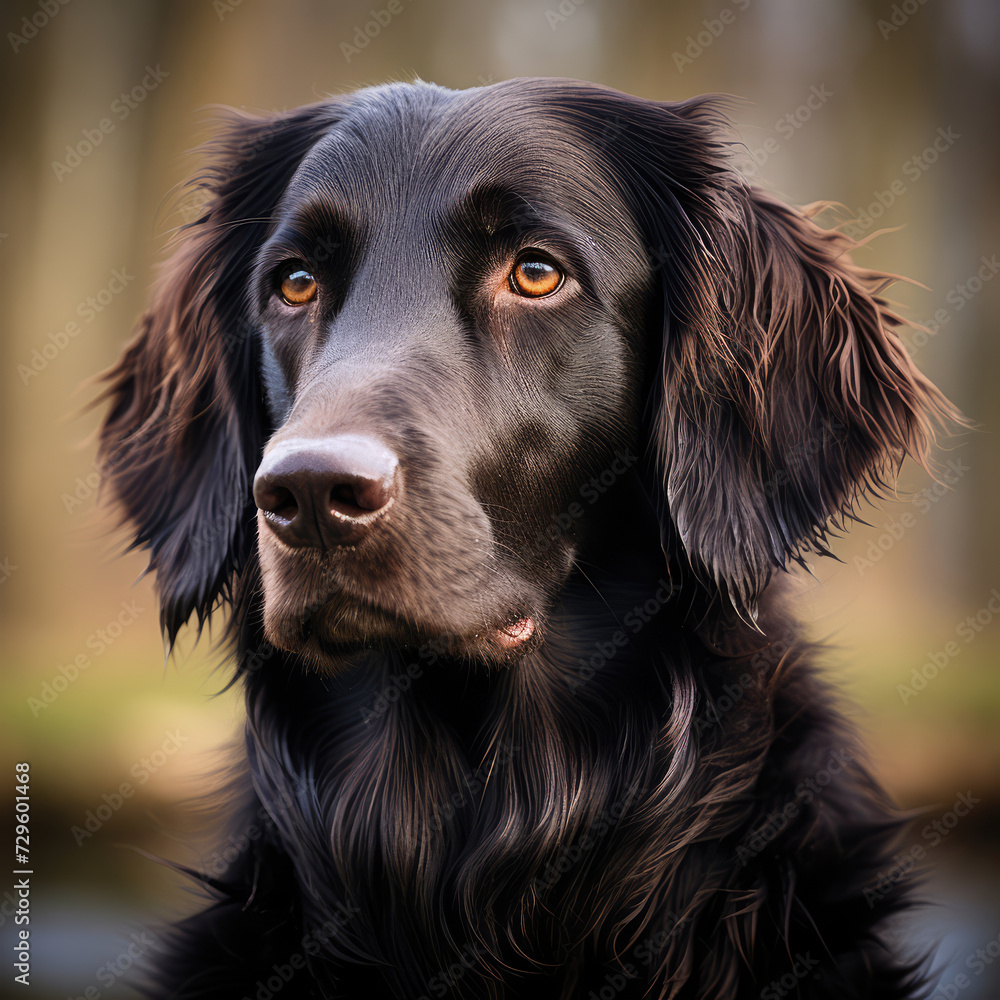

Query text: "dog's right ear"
[624, 98, 962, 621]
[98, 103, 340, 643]
[554, 85, 962, 621]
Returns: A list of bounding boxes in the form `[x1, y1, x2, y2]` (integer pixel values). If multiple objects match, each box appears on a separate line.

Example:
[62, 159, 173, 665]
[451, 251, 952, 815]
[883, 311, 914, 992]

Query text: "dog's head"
[99, 79, 956, 669]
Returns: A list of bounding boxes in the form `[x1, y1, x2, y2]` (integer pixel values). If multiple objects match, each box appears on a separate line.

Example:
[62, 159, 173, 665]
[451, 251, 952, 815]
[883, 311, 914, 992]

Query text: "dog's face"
[251, 83, 656, 664]
[99, 79, 954, 668]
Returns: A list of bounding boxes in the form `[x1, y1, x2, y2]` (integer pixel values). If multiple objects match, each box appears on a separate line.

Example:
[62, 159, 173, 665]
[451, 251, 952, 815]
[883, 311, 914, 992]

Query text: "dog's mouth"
[254, 477, 559, 671]
[267, 589, 541, 670]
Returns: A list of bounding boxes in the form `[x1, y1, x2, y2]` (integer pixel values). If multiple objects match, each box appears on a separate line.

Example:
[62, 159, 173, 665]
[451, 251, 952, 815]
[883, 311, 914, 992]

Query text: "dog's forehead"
[283, 80, 627, 225]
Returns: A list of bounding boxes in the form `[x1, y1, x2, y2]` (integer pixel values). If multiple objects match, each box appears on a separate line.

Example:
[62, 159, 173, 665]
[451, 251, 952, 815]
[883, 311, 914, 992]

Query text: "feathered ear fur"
[581, 92, 961, 618]
[97, 103, 340, 642]
[657, 182, 960, 617]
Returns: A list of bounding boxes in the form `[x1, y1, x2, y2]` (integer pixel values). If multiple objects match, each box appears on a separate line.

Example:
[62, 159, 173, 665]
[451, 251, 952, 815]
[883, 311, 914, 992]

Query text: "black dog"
[99, 78, 958, 998]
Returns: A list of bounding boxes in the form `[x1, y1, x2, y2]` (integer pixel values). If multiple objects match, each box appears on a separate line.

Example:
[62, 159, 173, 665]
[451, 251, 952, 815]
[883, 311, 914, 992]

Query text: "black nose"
[253, 435, 399, 548]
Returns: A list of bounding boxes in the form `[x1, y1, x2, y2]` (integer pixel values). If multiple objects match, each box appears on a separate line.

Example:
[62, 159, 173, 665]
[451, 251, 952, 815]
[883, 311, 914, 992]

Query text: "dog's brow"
[443, 183, 548, 236]
[276, 191, 356, 245]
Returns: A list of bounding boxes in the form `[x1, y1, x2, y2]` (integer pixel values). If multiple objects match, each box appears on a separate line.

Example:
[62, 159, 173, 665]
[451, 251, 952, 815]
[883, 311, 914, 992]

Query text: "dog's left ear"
[616, 97, 962, 618]
[97, 103, 341, 642]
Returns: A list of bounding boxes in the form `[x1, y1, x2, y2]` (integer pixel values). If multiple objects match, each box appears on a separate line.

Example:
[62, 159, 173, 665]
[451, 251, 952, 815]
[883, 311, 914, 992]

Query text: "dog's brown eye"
[510, 255, 562, 298]
[279, 266, 317, 305]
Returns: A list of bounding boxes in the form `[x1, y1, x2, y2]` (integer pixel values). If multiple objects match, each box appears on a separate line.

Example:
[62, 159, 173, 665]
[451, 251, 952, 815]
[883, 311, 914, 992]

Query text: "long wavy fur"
[97, 79, 962, 999]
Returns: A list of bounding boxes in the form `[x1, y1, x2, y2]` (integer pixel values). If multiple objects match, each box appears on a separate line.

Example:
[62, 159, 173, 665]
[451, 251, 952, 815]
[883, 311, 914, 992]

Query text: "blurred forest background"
[1, 0, 998, 996]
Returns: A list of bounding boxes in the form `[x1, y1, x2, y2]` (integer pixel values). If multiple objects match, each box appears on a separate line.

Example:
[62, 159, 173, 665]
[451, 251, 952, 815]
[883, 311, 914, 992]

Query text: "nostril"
[329, 476, 396, 517]
[327, 475, 396, 519]
[329, 482, 364, 518]
[331, 484, 356, 506]
[257, 484, 300, 525]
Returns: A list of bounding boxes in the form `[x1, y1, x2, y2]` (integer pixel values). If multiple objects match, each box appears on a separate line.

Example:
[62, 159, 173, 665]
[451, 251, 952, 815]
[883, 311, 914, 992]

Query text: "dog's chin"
[262, 593, 541, 673]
